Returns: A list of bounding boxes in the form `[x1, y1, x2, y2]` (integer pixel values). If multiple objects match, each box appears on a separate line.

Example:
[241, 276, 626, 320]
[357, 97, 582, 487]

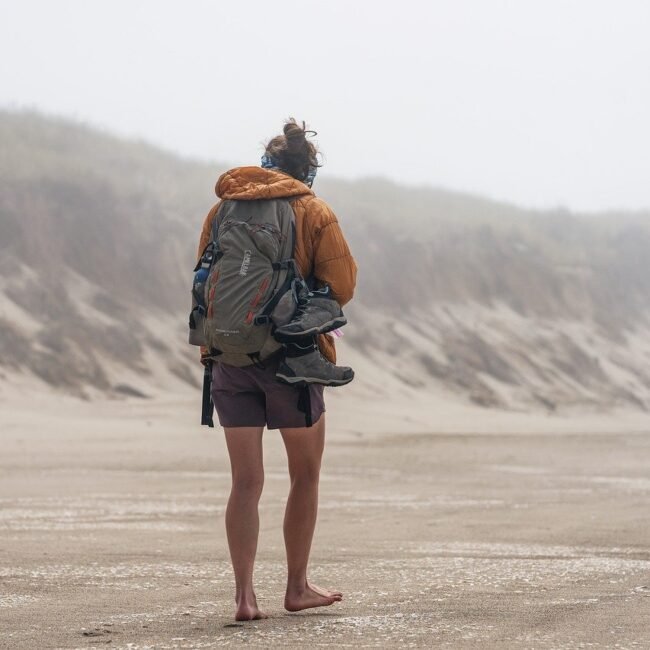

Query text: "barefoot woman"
[196, 119, 357, 620]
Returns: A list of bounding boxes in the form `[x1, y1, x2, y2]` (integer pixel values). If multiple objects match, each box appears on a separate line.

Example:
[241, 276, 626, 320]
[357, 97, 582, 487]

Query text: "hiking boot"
[274, 285, 346, 342]
[276, 347, 354, 387]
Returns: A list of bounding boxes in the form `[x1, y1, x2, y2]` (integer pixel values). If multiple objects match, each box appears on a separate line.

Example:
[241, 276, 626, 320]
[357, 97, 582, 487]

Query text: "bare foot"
[284, 582, 343, 612]
[309, 583, 343, 598]
[235, 597, 268, 621]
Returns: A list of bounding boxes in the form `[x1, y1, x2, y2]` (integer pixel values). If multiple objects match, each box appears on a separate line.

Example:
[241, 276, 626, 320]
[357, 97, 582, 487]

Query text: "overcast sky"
[1, 0, 649, 211]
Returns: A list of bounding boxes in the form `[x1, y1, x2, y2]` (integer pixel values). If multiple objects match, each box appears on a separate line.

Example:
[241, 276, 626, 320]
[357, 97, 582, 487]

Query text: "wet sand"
[1, 398, 649, 649]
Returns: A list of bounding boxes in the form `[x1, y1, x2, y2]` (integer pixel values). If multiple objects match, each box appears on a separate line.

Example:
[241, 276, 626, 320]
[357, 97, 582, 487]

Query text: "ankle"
[286, 578, 308, 594]
[235, 588, 257, 604]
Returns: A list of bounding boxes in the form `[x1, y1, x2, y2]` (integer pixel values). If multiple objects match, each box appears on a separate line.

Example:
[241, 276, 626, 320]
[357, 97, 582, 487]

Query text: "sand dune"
[2, 110, 650, 414]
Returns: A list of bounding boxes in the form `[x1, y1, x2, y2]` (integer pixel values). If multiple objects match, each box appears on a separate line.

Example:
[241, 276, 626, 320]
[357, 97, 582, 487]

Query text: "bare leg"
[223, 426, 268, 621]
[280, 415, 343, 612]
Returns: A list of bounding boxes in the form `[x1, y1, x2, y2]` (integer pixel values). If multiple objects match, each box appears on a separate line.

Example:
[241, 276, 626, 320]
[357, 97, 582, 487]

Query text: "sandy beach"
[1, 393, 649, 649]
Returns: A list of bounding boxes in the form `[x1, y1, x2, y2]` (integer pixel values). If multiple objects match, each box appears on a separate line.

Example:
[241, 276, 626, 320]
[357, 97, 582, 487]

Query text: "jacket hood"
[216, 166, 314, 201]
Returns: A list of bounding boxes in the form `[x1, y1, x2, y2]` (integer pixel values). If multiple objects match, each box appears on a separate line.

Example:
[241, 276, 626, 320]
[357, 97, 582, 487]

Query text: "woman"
[196, 119, 357, 621]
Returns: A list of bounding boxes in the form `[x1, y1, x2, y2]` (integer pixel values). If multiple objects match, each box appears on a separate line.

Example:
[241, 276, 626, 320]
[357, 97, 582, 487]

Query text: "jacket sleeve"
[310, 199, 357, 307]
[196, 203, 220, 364]
[197, 202, 220, 261]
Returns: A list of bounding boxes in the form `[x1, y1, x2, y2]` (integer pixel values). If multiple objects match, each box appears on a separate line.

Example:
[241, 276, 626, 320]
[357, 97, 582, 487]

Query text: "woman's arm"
[197, 203, 220, 261]
[196, 203, 220, 364]
[309, 199, 357, 307]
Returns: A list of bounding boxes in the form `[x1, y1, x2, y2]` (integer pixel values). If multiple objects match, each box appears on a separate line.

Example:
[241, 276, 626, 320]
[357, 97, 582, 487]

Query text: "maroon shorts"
[210, 353, 325, 430]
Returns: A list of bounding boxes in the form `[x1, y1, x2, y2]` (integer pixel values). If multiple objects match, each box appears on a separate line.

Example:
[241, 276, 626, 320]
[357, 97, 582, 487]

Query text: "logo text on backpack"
[239, 250, 252, 276]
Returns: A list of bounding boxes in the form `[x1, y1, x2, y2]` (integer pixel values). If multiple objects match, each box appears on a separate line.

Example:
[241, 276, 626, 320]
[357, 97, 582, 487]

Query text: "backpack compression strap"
[253, 260, 299, 325]
[201, 363, 215, 427]
[297, 384, 313, 428]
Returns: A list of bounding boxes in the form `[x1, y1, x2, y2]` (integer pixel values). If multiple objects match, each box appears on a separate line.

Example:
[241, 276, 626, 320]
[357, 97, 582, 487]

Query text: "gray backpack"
[189, 198, 301, 367]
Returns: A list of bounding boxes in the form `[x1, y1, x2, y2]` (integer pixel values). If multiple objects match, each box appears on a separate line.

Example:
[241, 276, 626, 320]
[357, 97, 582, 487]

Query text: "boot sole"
[274, 316, 347, 342]
[275, 371, 354, 387]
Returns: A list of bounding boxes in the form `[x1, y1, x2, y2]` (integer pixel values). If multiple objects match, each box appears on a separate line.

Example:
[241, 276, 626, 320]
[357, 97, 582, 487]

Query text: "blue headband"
[260, 153, 276, 170]
[261, 154, 317, 188]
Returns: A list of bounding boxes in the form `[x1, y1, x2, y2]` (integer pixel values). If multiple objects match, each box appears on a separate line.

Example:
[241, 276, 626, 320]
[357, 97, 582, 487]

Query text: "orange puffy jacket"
[197, 167, 357, 363]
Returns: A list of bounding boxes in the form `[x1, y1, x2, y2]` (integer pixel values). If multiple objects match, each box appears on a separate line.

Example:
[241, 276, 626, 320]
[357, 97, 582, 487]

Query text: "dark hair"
[265, 118, 320, 181]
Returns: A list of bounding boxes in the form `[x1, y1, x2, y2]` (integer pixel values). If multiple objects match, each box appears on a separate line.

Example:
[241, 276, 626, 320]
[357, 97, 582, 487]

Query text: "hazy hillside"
[0, 110, 220, 395]
[2, 110, 650, 411]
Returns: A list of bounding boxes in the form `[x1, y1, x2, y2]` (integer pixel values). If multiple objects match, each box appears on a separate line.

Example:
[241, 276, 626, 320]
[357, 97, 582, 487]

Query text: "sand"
[1, 392, 649, 649]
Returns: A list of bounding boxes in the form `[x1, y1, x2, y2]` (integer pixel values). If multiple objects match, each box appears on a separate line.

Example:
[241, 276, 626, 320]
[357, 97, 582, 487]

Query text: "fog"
[1, 0, 650, 210]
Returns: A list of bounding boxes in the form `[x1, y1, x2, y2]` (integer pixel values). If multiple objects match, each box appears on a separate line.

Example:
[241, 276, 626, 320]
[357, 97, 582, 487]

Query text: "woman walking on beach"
[196, 119, 357, 620]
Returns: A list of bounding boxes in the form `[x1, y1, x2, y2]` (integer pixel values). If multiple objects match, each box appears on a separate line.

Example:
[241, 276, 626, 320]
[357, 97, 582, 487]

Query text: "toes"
[321, 593, 341, 605]
[308, 583, 343, 599]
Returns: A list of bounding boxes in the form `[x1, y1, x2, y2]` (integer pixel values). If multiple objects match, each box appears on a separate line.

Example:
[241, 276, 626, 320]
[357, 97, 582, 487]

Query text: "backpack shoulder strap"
[252, 199, 301, 326]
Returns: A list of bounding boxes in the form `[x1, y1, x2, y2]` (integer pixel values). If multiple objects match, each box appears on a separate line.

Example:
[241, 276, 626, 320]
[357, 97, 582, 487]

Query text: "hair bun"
[284, 119, 307, 152]
[264, 118, 320, 182]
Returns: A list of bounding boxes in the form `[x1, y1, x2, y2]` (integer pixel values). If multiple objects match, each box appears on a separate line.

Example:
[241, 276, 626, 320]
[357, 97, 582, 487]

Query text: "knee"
[231, 472, 264, 500]
[290, 463, 321, 488]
